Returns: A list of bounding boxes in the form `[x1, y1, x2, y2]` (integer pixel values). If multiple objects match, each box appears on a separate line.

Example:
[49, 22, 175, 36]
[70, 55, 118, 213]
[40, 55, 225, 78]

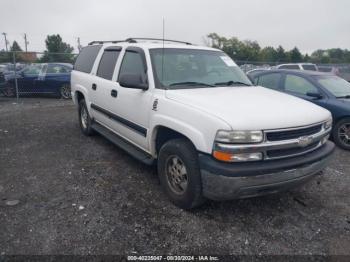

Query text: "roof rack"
[88, 38, 192, 46]
[125, 38, 192, 45]
[88, 40, 125, 45]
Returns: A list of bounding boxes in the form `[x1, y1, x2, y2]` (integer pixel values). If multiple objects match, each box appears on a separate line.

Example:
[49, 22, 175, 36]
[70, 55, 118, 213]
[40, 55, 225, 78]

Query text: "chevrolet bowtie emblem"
[298, 136, 313, 147]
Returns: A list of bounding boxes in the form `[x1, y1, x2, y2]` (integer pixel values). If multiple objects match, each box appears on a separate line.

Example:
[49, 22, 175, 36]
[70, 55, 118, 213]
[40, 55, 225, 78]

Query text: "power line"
[24, 33, 29, 52]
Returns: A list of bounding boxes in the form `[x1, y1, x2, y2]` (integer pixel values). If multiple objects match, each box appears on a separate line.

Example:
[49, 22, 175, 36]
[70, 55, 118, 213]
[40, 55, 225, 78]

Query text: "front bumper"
[199, 141, 335, 200]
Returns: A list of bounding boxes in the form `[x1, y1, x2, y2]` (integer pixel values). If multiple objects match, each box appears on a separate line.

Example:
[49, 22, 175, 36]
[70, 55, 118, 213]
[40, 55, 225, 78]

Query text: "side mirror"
[306, 92, 323, 99]
[119, 73, 148, 90]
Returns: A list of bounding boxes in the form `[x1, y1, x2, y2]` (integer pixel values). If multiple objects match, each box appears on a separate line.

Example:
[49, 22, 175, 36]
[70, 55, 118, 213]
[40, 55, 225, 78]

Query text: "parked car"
[248, 69, 350, 150]
[71, 38, 334, 209]
[276, 63, 318, 71]
[338, 66, 350, 82]
[5, 63, 72, 98]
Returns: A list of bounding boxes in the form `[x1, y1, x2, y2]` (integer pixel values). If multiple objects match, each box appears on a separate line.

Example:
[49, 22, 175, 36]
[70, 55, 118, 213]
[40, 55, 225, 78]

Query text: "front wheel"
[333, 118, 350, 150]
[157, 138, 205, 209]
[60, 84, 71, 99]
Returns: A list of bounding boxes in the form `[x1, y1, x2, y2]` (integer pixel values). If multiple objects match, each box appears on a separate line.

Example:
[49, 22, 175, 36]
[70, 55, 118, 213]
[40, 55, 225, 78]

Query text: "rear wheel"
[333, 118, 350, 150]
[157, 138, 205, 209]
[60, 84, 71, 99]
[78, 99, 94, 136]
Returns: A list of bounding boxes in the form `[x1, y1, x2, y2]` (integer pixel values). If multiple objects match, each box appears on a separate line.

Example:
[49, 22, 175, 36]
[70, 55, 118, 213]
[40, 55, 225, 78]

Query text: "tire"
[332, 118, 350, 150]
[78, 99, 94, 136]
[157, 138, 206, 209]
[60, 84, 71, 99]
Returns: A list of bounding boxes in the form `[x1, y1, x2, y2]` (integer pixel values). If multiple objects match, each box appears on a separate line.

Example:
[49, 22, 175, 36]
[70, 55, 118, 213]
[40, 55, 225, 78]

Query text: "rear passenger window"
[118, 51, 146, 80]
[279, 65, 300, 70]
[97, 48, 121, 80]
[284, 74, 318, 95]
[74, 45, 102, 73]
[257, 73, 281, 90]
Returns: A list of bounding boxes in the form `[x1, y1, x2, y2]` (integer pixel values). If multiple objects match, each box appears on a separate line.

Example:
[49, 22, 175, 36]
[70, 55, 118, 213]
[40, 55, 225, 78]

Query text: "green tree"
[276, 46, 288, 62]
[287, 47, 303, 63]
[40, 34, 75, 63]
[260, 46, 278, 63]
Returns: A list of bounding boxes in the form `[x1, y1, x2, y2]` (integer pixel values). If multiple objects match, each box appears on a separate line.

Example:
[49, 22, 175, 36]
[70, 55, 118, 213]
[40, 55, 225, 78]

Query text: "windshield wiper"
[336, 95, 350, 99]
[169, 81, 215, 87]
[214, 80, 252, 87]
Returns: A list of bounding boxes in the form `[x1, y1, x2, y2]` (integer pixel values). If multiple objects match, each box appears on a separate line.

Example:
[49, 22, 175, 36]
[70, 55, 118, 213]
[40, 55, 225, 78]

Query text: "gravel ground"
[0, 98, 349, 256]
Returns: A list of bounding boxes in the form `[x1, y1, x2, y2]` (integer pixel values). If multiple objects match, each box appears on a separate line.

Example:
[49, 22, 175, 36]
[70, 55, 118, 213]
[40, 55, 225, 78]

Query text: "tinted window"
[257, 73, 281, 90]
[279, 65, 300, 70]
[47, 65, 70, 74]
[74, 45, 102, 73]
[97, 49, 121, 80]
[285, 74, 318, 95]
[23, 64, 42, 75]
[302, 64, 317, 71]
[118, 51, 146, 79]
[315, 75, 350, 97]
[318, 67, 332, 72]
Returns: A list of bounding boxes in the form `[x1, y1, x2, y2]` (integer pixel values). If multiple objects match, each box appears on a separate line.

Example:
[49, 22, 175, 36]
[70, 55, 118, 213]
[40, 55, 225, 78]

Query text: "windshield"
[149, 48, 252, 89]
[315, 75, 350, 97]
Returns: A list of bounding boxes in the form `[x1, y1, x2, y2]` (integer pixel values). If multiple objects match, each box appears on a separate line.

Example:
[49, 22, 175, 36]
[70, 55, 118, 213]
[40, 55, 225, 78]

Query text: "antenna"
[161, 18, 165, 82]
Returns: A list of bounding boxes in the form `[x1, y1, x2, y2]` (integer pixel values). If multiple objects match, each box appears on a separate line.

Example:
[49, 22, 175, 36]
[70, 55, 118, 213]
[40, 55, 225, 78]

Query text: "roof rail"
[88, 40, 125, 45]
[88, 38, 192, 46]
[125, 38, 192, 45]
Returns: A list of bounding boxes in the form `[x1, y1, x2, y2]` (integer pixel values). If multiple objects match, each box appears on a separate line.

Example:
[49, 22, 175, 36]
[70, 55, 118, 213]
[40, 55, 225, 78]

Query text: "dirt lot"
[0, 98, 349, 256]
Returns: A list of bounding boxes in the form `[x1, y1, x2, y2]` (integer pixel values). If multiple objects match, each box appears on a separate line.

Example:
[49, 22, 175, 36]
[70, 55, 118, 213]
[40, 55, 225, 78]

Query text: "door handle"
[92, 83, 97, 90]
[111, 89, 118, 97]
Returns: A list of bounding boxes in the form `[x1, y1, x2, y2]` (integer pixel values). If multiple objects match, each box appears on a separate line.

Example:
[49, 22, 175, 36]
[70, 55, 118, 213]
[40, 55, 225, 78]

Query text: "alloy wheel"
[165, 155, 188, 195]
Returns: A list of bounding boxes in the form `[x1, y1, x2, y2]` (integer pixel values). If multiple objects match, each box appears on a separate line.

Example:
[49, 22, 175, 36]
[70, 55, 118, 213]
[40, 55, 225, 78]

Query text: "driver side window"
[118, 51, 146, 83]
[284, 74, 318, 95]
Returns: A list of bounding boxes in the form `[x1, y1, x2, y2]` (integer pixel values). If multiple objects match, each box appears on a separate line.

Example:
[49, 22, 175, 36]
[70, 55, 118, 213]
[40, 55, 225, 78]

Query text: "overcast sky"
[1, 0, 349, 54]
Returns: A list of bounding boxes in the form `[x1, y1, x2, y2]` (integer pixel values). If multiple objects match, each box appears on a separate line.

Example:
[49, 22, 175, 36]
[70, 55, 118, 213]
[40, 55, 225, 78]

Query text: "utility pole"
[2, 32, 8, 51]
[24, 33, 29, 52]
[77, 37, 82, 52]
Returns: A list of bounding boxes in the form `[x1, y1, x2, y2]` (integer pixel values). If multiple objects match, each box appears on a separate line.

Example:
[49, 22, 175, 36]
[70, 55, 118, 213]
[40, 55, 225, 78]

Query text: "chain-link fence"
[0, 51, 78, 101]
[1, 52, 350, 102]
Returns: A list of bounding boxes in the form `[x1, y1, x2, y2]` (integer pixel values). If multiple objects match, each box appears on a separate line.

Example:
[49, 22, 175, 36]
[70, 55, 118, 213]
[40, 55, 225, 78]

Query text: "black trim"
[199, 141, 335, 177]
[104, 46, 122, 51]
[91, 104, 147, 137]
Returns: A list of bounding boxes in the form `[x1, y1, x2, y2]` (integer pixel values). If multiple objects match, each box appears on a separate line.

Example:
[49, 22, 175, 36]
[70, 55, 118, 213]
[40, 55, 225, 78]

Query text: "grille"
[266, 142, 320, 159]
[266, 124, 322, 141]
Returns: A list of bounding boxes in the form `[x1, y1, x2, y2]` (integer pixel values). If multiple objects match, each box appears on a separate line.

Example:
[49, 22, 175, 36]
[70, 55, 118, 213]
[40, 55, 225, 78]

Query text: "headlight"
[215, 130, 263, 144]
[323, 118, 332, 130]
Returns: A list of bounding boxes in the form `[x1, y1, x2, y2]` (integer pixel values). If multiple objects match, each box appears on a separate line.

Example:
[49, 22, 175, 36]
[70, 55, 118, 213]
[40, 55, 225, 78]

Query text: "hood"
[165, 86, 331, 130]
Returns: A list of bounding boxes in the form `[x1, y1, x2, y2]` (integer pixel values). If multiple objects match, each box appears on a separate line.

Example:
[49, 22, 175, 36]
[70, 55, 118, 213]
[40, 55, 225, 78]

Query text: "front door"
[108, 47, 153, 151]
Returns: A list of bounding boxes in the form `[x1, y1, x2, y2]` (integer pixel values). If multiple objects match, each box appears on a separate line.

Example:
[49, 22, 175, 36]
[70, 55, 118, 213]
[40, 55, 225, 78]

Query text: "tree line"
[1, 33, 350, 65]
[206, 33, 350, 64]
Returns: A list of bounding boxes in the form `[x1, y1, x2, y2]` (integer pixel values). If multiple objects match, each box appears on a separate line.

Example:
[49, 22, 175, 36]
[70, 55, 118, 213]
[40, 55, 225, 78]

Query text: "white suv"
[277, 63, 318, 71]
[71, 38, 335, 209]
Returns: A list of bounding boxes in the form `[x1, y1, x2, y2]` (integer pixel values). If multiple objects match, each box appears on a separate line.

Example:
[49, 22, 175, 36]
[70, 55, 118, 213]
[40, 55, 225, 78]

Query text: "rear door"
[90, 46, 122, 128]
[255, 72, 283, 91]
[43, 64, 71, 94]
